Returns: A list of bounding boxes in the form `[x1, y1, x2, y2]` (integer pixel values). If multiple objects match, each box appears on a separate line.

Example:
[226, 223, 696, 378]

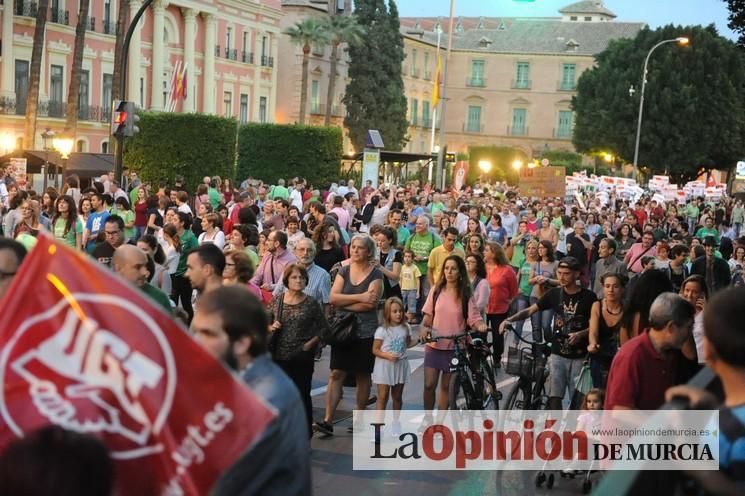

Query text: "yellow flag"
[431, 53, 442, 107]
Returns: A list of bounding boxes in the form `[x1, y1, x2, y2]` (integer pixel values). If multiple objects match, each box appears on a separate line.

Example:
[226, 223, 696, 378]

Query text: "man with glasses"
[251, 231, 296, 293]
[624, 231, 657, 274]
[273, 238, 330, 306]
[91, 215, 126, 268]
[0, 238, 26, 301]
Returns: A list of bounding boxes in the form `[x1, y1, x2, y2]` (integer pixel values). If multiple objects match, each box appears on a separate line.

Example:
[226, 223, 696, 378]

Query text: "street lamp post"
[41, 128, 55, 191]
[54, 134, 74, 187]
[632, 37, 689, 182]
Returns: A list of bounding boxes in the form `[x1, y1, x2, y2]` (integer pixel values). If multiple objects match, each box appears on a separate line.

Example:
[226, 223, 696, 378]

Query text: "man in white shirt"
[289, 183, 303, 211]
[500, 205, 518, 239]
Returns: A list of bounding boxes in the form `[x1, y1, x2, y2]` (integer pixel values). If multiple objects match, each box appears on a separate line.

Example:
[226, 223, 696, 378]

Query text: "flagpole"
[428, 26, 442, 184]
[435, 0, 455, 190]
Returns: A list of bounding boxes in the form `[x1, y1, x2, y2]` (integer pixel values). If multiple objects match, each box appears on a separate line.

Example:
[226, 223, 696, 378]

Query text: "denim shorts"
[401, 289, 418, 313]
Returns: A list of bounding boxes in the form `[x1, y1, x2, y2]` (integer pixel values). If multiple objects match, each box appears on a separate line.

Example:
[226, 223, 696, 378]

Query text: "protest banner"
[7, 157, 27, 189]
[0, 235, 276, 495]
[519, 166, 565, 197]
[452, 161, 468, 192]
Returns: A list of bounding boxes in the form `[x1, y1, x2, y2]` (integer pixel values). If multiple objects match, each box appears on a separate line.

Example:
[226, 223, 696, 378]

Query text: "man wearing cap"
[500, 256, 596, 410]
[691, 236, 731, 294]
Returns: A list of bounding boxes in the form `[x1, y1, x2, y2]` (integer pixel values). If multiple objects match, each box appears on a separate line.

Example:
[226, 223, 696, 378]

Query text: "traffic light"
[123, 101, 140, 137]
[111, 100, 127, 137]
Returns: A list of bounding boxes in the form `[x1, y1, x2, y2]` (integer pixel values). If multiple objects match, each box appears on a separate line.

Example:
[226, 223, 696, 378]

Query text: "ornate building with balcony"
[400, 0, 645, 158]
[0, 0, 281, 155]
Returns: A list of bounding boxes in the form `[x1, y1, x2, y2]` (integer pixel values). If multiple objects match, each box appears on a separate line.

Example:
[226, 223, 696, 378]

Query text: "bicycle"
[501, 322, 552, 411]
[427, 330, 501, 410]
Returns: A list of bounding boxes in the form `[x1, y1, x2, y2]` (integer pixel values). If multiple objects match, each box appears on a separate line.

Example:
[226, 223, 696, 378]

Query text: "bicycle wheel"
[480, 357, 501, 410]
[448, 370, 476, 410]
[505, 381, 531, 410]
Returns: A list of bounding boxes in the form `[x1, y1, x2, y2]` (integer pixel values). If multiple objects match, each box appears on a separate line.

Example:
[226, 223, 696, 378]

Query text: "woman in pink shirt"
[484, 241, 519, 363]
[420, 255, 487, 424]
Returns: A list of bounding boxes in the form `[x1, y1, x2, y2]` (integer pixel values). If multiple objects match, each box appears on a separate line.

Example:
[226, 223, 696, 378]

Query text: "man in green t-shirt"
[405, 216, 440, 314]
[695, 217, 720, 244]
[112, 244, 172, 314]
[686, 201, 700, 235]
[270, 178, 290, 200]
[174, 211, 199, 321]
[208, 178, 222, 210]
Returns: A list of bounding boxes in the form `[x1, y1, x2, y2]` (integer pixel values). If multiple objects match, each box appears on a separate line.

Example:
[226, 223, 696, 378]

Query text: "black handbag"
[268, 295, 284, 355]
[324, 311, 359, 345]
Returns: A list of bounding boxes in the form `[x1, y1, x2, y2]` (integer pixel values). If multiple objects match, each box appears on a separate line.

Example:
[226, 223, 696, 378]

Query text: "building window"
[261, 35, 268, 58]
[15, 60, 29, 115]
[311, 80, 319, 113]
[50, 65, 64, 117]
[139, 77, 144, 107]
[468, 60, 485, 87]
[561, 63, 577, 90]
[515, 62, 530, 89]
[411, 49, 417, 77]
[511, 108, 527, 135]
[103, 73, 113, 110]
[227, 27, 232, 50]
[584, 16, 592, 21]
[557, 110, 573, 138]
[240, 93, 248, 123]
[410, 98, 418, 126]
[570, 16, 578, 21]
[424, 52, 430, 79]
[76, 140, 86, 153]
[78, 70, 89, 119]
[102, 141, 108, 153]
[466, 105, 481, 133]
[223, 91, 232, 117]
[422, 100, 430, 127]
[259, 96, 267, 123]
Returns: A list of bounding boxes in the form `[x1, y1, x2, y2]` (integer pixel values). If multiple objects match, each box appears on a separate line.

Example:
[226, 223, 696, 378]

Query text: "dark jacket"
[212, 354, 311, 496]
[690, 255, 731, 294]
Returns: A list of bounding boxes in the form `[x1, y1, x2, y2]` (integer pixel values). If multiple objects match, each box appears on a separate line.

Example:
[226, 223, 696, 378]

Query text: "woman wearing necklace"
[587, 272, 626, 388]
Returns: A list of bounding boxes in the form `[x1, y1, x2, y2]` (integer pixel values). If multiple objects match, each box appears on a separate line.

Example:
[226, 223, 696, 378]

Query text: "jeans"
[275, 352, 315, 437]
[513, 295, 532, 338]
[530, 297, 554, 346]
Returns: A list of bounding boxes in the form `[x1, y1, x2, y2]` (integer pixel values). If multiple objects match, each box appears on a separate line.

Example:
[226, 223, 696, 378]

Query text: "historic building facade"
[0, 0, 282, 154]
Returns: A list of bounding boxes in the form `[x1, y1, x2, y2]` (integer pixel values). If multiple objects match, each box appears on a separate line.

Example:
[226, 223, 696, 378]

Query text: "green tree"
[66, 0, 90, 136]
[724, 0, 745, 46]
[320, 14, 364, 126]
[344, 0, 408, 152]
[285, 19, 330, 125]
[572, 25, 745, 183]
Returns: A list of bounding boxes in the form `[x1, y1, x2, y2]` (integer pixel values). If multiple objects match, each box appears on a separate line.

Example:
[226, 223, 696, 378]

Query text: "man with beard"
[273, 238, 330, 306]
[192, 285, 310, 495]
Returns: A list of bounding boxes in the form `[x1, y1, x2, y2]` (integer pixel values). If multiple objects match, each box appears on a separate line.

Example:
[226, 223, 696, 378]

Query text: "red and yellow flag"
[432, 53, 442, 107]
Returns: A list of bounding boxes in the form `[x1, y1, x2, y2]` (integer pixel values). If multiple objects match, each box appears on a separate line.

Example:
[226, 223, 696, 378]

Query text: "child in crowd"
[399, 249, 421, 323]
[372, 297, 417, 438]
[564, 388, 605, 475]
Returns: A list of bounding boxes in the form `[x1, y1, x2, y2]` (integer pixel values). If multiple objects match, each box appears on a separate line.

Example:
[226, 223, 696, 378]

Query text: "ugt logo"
[0, 294, 177, 459]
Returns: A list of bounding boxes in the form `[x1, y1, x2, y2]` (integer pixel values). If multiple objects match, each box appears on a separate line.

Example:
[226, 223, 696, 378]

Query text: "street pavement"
[308, 323, 596, 496]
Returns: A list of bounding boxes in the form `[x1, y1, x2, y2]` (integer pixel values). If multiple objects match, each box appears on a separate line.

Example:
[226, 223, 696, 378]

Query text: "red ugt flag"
[0, 235, 276, 495]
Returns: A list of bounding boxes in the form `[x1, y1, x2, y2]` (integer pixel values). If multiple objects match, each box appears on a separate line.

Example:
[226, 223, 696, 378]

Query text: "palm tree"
[66, 0, 91, 135]
[284, 18, 330, 125]
[320, 14, 364, 126]
[23, 0, 50, 149]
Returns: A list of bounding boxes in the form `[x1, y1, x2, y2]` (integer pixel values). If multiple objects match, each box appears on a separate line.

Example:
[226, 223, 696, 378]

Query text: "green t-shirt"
[120, 209, 136, 241]
[244, 247, 259, 270]
[694, 227, 719, 242]
[208, 187, 222, 209]
[397, 226, 411, 247]
[270, 185, 289, 200]
[129, 187, 139, 208]
[141, 283, 173, 314]
[405, 231, 441, 275]
[518, 260, 533, 296]
[686, 204, 700, 219]
[176, 229, 199, 276]
[511, 243, 526, 269]
[430, 202, 446, 215]
[53, 217, 84, 248]
[551, 217, 563, 230]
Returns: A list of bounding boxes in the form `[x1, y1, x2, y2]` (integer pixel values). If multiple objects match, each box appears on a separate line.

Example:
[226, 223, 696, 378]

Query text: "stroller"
[535, 360, 598, 494]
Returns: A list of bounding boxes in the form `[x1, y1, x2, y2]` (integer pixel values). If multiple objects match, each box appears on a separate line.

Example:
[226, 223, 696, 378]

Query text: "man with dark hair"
[172, 211, 199, 322]
[251, 230, 296, 292]
[92, 215, 126, 267]
[0, 238, 26, 300]
[193, 285, 310, 495]
[427, 226, 463, 286]
[668, 244, 690, 293]
[691, 236, 731, 294]
[593, 237, 627, 298]
[186, 243, 225, 296]
[605, 292, 696, 410]
[82, 192, 110, 252]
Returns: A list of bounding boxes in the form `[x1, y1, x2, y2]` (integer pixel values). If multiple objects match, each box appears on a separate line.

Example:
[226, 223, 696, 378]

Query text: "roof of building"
[401, 18, 644, 56]
[281, 0, 332, 13]
[559, 1, 617, 18]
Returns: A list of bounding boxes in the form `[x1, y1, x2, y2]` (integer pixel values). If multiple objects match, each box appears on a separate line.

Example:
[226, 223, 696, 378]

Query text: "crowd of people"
[0, 169, 744, 493]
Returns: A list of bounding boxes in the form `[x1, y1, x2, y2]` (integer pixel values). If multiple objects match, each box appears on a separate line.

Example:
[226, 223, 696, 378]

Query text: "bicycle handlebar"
[502, 322, 552, 356]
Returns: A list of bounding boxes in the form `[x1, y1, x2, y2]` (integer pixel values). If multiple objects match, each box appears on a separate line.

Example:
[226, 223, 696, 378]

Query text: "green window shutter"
[512, 108, 527, 135]
[467, 105, 482, 132]
[558, 110, 573, 138]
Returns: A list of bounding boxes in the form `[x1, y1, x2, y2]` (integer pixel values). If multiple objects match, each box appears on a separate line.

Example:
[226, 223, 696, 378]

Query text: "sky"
[395, 0, 737, 40]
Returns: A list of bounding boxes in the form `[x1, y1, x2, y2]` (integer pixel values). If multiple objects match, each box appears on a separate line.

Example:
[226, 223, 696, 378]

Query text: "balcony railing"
[0, 96, 25, 115]
[86, 16, 95, 31]
[103, 19, 115, 35]
[261, 55, 274, 67]
[466, 77, 486, 87]
[242, 51, 254, 64]
[422, 117, 431, 128]
[310, 104, 345, 117]
[45, 100, 65, 118]
[507, 125, 528, 136]
[410, 68, 420, 78]
[558, 81, 576, 91]
[15, 1, 38, 17]
[423, 71, 432, 81]
[226, 48, 237, 60]
[511, 79, 531, 90]
[463, 122, 484, 133]
[50, 8, 69, 25]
